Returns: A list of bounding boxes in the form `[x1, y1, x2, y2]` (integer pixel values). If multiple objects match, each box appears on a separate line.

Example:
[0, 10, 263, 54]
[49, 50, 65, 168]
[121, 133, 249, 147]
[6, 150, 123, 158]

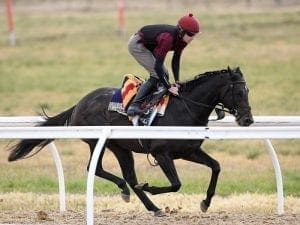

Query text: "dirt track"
[1, 193, 300, 225]
[1, 209, 300, 225]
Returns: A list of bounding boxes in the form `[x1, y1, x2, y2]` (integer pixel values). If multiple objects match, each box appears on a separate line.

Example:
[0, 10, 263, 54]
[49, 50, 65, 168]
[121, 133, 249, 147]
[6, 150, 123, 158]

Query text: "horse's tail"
[8, 105, 76, 162]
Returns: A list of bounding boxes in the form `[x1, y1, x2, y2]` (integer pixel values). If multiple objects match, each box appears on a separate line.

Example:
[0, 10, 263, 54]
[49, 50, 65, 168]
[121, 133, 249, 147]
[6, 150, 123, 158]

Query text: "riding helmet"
[178, 13, 200, 35]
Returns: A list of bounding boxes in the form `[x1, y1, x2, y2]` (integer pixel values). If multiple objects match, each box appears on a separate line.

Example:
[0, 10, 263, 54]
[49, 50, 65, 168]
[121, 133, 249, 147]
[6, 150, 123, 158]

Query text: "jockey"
[126, 13, 201, 116]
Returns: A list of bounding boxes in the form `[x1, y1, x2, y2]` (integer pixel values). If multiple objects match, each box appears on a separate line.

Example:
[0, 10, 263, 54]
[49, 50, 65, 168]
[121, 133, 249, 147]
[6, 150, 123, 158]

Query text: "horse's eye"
[238, 90, 245, 97]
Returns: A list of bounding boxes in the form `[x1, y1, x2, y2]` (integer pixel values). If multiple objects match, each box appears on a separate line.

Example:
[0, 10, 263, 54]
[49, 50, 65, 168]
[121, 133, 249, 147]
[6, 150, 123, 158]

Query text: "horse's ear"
[227, 66, 232, 75]
[234, 67, 243, 77]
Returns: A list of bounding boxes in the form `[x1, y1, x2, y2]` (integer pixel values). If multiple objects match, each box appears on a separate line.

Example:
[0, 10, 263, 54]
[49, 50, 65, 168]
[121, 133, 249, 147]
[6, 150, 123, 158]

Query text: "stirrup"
[131, 115, 140, 126]
[127, 105, 145, 116]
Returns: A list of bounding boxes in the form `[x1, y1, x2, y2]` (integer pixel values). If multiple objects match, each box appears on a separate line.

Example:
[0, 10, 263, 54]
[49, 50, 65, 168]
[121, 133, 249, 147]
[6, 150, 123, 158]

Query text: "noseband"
[220, 80, 252, 120]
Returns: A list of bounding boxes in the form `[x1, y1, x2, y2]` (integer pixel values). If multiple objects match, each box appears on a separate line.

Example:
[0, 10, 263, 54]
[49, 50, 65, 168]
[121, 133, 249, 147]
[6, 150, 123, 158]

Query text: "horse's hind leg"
[136, 153, 182, 195]
[182, 147, 220, 212]
[109, 143, 163, 216]
[87, 140, 130, 202]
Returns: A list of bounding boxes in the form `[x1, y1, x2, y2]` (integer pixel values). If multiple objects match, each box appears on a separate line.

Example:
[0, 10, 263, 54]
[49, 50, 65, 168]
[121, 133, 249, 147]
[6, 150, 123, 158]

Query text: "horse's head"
[219, 67, 253, 126]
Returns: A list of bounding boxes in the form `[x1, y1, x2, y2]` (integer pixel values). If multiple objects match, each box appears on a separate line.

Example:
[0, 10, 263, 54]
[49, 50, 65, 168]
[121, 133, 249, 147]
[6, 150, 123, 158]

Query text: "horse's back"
[71, 87, 117, 126]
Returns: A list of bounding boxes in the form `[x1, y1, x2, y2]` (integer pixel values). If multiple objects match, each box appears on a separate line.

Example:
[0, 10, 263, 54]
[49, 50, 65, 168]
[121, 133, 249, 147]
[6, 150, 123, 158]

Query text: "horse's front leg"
[136, 153, 182, 195]
[182, 147, 220, 212]
[87, 141, 131, 202]
[110, 145, 164, 216]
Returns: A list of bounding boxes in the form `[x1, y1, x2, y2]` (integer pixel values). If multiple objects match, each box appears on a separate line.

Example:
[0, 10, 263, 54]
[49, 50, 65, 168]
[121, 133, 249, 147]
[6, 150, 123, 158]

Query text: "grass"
[0, 142, 299, 196]
[0, 9, 300, 115]
[0, 6, 299, 196]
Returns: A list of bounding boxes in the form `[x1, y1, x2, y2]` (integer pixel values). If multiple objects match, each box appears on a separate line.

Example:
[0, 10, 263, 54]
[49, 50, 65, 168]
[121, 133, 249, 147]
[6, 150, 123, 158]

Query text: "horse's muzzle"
[237, 112, 254, 127]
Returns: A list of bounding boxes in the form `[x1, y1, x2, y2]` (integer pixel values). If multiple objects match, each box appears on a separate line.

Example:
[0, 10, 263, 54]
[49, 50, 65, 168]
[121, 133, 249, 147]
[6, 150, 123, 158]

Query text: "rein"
[178, 95, 233, 114]
[177, 95, 231, 123]
[176, 80, 249, 122]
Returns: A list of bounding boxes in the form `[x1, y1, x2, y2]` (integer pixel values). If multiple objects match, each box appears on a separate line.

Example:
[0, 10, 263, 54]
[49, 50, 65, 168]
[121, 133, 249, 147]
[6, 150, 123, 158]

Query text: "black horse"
[8, 67, 253, 216]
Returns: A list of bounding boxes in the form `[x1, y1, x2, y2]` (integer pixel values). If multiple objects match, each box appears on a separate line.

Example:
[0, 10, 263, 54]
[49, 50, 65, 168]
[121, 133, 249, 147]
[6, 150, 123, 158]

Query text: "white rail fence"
[0, 116, 300, 225]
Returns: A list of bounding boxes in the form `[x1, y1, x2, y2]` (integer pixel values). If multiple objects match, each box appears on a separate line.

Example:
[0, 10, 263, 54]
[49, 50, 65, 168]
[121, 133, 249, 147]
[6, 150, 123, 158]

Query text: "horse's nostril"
[245, 118, 254, 125]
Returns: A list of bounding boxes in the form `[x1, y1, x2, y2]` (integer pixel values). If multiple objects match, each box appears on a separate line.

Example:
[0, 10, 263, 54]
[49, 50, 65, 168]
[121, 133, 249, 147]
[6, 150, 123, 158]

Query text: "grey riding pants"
[128, 34, 169, 80]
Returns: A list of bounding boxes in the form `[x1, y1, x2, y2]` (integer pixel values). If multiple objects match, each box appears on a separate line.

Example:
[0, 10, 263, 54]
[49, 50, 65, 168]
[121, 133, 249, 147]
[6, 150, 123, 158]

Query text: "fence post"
[48, 142, 66, 212]
[118, 0, 125, 37]
[5, 0, 16, 46]
[86, 128, 111, 225]
[265, 139, 284, 214]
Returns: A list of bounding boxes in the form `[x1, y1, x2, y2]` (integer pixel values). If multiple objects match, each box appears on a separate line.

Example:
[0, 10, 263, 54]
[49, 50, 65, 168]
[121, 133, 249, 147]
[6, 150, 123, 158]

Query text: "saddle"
[108, 74, 169, 126]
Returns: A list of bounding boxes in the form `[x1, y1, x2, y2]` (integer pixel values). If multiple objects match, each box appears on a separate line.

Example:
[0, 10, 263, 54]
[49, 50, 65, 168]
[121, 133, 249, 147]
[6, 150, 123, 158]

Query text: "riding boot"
[126, 80, 155, 116]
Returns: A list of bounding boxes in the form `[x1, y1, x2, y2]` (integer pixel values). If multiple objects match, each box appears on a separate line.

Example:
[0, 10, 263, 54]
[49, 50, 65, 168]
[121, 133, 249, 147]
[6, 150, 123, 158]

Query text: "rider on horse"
[126, 13, 201, 116]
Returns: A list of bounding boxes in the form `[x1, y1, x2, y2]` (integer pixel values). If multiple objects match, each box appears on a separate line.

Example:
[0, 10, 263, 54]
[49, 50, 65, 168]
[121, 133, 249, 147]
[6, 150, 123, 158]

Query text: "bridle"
[219, 80, 252, 120]
[177, 79, 251, 122]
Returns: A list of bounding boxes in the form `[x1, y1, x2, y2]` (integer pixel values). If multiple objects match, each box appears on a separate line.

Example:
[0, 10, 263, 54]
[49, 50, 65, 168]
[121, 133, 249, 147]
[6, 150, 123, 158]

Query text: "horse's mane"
[180, 69, 229, 92]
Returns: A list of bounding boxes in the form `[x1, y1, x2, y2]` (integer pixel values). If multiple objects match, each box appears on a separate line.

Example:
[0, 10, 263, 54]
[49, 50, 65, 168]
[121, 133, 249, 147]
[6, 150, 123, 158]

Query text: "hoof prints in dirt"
[0, 210, 299, 225]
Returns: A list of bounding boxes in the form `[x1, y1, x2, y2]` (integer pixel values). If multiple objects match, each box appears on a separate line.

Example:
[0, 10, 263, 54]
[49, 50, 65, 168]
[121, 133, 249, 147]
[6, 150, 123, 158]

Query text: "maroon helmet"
[178, 13, 200, 35]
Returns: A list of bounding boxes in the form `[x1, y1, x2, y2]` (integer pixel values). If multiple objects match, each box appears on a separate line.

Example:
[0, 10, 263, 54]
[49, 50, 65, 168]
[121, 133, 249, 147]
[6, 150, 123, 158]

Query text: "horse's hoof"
[121, 192, 130, 203]
[200, 200, 208, 213]
[154, 209, 166, 217]
[135, 183, 148, 190]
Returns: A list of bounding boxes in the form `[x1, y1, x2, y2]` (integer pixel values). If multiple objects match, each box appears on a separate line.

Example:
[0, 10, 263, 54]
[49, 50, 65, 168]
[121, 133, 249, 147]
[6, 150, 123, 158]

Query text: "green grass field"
[1, 8, 299, 115]
[0, 5, 299, 197]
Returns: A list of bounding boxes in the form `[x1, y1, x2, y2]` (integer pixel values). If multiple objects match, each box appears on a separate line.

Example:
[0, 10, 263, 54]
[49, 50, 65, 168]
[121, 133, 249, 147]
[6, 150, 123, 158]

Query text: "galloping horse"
[8, 67, 253, 216]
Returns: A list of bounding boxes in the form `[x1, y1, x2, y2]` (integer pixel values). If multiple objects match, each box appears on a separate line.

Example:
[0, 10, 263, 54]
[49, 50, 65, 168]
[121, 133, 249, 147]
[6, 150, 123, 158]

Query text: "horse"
[8, 66, 253, 216]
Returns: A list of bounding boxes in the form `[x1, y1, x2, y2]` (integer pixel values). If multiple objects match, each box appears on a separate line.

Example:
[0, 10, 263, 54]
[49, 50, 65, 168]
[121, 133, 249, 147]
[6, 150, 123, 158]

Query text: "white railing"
[0, 116, 300, 225]
[0, 116, 66, 212]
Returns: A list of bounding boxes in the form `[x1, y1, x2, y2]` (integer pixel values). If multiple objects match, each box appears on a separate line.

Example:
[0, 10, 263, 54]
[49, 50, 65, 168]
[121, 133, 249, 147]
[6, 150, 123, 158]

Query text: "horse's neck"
[185, 77, 222, 124]
[190, 78, 219, 105]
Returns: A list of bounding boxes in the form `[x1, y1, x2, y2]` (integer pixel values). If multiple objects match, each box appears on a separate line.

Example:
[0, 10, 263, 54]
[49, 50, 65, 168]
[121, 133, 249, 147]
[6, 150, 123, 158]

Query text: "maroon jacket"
[139, 24, 187, 88]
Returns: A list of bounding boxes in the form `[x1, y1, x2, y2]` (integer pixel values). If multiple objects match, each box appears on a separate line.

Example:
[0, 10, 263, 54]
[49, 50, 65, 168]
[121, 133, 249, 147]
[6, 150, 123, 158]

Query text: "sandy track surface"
[1, 210, 299, 225]
[1, 193, 300, 225]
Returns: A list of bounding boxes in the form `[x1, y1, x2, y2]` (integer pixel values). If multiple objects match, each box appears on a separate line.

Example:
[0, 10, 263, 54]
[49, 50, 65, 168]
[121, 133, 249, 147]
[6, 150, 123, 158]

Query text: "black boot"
[127, 80, 154, 116]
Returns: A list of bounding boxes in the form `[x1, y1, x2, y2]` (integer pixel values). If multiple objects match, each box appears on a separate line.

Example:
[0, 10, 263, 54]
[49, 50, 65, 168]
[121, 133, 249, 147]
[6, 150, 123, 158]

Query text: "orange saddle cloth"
[108, 74, 169, 117]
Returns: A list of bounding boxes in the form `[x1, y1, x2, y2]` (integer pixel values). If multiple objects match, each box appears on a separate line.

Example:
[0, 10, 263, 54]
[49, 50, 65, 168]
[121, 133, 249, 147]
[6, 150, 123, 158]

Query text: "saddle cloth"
[108, 74, 169, 117]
